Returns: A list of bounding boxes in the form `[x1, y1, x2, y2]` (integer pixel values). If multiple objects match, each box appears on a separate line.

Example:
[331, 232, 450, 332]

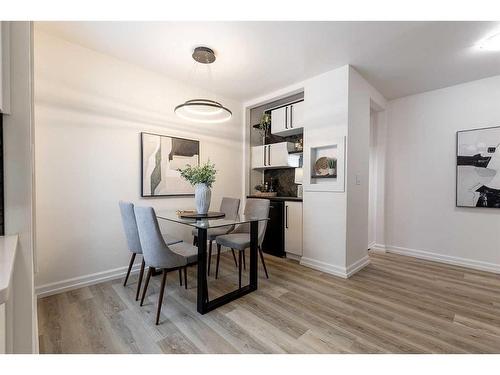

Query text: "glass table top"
[156, 210, 269, 229]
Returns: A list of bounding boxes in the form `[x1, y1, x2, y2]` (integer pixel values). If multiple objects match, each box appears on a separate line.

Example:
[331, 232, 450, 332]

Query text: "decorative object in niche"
[141, 132, 200, 197]
[313, 157, 337, 178]
[327, 158, 337, 176]
[305, 137, 345, 192]
[314, 156, 330, 177]
[456, 126, 500, 208]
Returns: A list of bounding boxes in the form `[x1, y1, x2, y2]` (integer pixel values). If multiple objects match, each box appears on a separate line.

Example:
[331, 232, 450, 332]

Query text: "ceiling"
[36, 21, 500, 102]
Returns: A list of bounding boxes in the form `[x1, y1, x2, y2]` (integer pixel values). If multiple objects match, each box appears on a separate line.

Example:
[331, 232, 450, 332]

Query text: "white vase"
[328, 168, 335, 176]
[195, 183, 211, 214]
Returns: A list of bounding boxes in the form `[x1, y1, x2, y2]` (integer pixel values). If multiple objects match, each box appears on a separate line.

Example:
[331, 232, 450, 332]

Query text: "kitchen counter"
[247, 195, 302, 202]
[0, 235, 18, 304]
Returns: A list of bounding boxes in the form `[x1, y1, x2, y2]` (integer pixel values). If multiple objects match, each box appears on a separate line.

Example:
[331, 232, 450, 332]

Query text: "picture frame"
[141, 132, 200, 197]
[456, 125, 500, 208]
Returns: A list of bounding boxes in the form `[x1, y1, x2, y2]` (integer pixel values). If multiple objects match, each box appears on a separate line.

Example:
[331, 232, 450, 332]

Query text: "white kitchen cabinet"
[270, 101, 304, 137]
[290, 100, 305, 129]
[251, 145, 266, 169]
[251, 142, 299, 169]
[0, 21, 10, 114]
[285, 201, 303, 257]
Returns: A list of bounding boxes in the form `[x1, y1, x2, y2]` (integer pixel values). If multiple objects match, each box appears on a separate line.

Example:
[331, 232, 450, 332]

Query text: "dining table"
[156, 210, 269, 315]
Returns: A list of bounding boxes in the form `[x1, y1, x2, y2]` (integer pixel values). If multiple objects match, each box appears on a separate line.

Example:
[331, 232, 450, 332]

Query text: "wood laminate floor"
[37, 251, 500, 353]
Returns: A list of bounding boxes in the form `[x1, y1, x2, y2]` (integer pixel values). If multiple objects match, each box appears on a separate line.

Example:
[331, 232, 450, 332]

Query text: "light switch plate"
[355, 174, 361, 185]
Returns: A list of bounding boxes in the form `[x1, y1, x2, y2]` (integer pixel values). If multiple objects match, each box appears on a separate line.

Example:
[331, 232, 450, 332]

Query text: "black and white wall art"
[141, 132, 200, 197]
[456, 126, 500, 208]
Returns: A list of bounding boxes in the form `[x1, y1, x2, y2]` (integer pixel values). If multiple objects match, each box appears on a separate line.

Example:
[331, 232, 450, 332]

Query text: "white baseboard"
[300, 255, 370, 278]
[346, 255, 370, 277]
[36, 263, 142, 298]
[369, 243, 387, 253]
[285, 252, 302, 262]
[300, 257, 349, 278]
[383, 244, 500, 274]
[300, 254, 370, 279]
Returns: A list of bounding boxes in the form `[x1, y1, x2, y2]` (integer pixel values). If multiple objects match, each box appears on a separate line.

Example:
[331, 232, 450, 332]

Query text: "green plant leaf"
[178, 160, 217, 188]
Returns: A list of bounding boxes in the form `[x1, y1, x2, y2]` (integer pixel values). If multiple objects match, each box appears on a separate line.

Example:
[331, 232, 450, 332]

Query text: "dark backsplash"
[263, 132, 302, 197]
[264, 168, 298, 197]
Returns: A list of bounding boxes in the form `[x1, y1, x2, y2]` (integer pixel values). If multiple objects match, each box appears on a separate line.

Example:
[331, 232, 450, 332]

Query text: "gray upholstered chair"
[118, 201, 182, 301]
[192, 197, 240, 276]
[134, 205, 199, 325]
[215, 198, 270, 286]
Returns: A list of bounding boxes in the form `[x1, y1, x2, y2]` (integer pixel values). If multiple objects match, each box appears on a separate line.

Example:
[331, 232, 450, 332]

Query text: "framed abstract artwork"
[141, 132, 200, 197]
[456, 126, 500, 208]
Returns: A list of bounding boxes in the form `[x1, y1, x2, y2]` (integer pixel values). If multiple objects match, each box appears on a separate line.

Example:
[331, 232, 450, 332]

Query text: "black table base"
[196, 220, 258, 314]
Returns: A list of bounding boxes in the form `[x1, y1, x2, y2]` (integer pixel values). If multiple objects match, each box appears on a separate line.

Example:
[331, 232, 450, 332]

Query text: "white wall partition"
[244, 65, 386, 278]
[345, 67, 386, 272]
[385, 75, 500, 272]
[34, 30, 244, 296]
[300, 67, 350, 275]
[3, 22, 36, 353]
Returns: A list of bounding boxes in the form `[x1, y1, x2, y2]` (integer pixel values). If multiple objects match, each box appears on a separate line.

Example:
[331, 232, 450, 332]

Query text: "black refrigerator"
[261, 200, 285, 257]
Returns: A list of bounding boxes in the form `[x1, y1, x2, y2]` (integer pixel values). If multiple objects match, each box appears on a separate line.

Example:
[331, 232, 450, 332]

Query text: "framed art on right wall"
[456, 126, 500, 208]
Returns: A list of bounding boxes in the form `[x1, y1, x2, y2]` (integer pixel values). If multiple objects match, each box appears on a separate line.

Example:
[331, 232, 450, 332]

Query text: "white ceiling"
[36, 21, 500, 102]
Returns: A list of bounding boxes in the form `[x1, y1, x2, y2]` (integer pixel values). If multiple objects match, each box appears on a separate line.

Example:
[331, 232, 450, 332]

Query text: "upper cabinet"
[251, 142, 300, 169]
[0, 22, 10, 114]
[270, 101, 304, 137]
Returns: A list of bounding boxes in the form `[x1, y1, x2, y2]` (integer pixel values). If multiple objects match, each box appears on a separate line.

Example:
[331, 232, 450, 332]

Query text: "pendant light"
[174, 47, 232, 123]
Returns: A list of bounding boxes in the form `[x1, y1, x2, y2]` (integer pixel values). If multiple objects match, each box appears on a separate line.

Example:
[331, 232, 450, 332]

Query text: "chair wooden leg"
[156, 269, 167, 325]
[242, 249, 246, 270]
[238, 250, 242, 289]
[215, 244, 221, 279]
[123, 253, 136, 286]
[140, 267, 153, 306]
[231, 248, 238, 268]
[258, 246, 269, 279]
[184, 266, 188, 289]
[135, 259, 145, 301]
[178, 268, 183, 286]
[207, 240, 213, 276]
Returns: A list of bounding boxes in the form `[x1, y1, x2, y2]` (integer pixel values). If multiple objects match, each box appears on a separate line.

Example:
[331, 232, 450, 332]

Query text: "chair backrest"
[119, 201, 142, 254]
[133, 205, 186, 269]
[220, 197, 240, 220]
[233, 198, 270, 246]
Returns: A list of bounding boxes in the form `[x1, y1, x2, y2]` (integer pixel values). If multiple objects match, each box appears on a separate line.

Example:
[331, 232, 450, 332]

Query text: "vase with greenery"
[327, 158, 337, 176]
[178, 161, 217, 214]
[257, 112, 271, 142]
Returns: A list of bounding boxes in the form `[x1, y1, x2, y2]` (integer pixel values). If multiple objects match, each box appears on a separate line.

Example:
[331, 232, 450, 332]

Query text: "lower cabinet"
[284, 201, 302, 257]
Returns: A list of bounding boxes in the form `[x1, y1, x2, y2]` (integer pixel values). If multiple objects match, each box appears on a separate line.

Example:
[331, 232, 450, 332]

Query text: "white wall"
[345, 67, 386, 271]
[301, 67, 349, 275]
[34, 30, 244, 295]
[3, 22, 36, 353]
[385, 75, 500, 272]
